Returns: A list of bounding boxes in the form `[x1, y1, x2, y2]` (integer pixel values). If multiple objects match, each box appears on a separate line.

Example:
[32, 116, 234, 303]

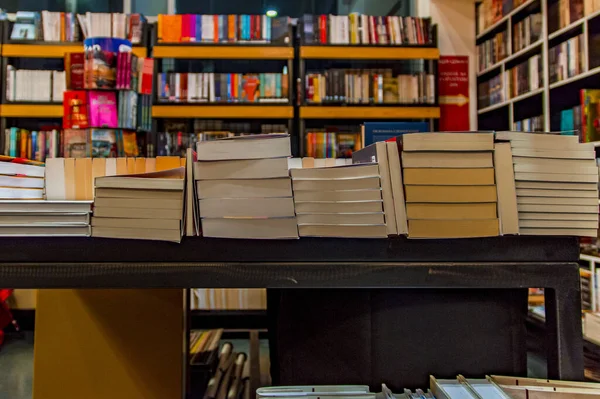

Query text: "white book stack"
[195, 134, 298, 239]
[290, 163, 387, 238]
[0, 201, 92, 236]
[6, 67, 64, 102]
[497, 132, 600, 237]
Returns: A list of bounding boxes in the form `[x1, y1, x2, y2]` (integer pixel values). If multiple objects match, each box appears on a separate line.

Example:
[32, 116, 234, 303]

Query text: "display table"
[0, 236, 583, 397]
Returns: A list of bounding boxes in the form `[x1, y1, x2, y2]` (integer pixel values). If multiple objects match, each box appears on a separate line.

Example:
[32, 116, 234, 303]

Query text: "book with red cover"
[63, 90, 89, 129]
[139, 58, 154, 95]
[65, 52, 85, 90]
[319, 15, 326, 43]
[88, 91, 117, 128]
[242, 74, 259, 102]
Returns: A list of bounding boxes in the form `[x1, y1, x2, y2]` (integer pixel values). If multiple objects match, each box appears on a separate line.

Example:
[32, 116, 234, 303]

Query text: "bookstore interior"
[4, 0, 600, 398]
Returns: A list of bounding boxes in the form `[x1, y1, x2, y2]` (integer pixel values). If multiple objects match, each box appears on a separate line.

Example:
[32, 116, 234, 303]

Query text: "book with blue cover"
[363, 122, 429, 146]
[10, 12, 41, 40]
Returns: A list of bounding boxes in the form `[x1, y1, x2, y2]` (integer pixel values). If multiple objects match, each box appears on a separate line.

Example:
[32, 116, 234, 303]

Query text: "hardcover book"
[88, 91, 117, 128]
[63, 129, 90, 158]
[63, 90, 89, 129]
[65, 52, 85, 90]
[91, 129, 118, 158]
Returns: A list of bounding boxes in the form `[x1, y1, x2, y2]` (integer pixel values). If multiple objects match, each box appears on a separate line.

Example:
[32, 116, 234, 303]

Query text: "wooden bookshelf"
[152, 105, 294, 118]
[153, 45, 294, 60]
[300, 106, 440, 119]
[0, 104, 62, 118]
[300, 46, 439, 60]
[1, 43, 147, 58]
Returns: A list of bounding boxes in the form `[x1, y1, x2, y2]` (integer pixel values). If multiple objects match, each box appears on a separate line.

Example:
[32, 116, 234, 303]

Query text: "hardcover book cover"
[63, 90, 89, 129]
[88, 91, 118, 128]
[65, 52, 85, 90]
[242, 75, 260, 102]
[63, 129, 90, 158]
[91, 129, 118, 157]
[86, 50, 116, 89]
[581, 89, 600, 142]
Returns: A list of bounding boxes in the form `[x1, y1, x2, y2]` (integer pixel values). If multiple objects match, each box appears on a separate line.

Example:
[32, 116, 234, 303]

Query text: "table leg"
[545, 265, 584, 380]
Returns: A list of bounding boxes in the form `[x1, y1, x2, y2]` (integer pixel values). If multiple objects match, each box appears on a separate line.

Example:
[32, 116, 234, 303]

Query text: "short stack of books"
[497, 132, 600, 237]
[290, 163, 387, 238]
[0, 200, 92, 236]
[0, 156, 45, 200]
[401, 132, 500, 238]
[195, 134, 298, 239]
[91, 167, 185, 242]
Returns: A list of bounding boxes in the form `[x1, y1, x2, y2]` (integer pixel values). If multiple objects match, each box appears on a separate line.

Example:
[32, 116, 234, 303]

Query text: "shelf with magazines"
[476, 0, 600, 136]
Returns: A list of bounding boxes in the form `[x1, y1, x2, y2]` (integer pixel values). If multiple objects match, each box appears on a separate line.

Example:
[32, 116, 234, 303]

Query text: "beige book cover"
[404, 168, 495, 185]
[45, 158, 65, 200]
[386, 142, 408, 235]
[494, 143, 519, 235]
[407, 203, 498, 220]
[401, 151, 493, 168]
[64, 158, 76, 200]
[405, 185, 497, 203]
[116, 158, 128, 175]
[408, 219, 500, 238]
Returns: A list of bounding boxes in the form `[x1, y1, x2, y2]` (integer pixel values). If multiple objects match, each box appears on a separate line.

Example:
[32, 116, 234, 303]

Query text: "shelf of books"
[1, 43, 147, 58]
[476, 0, 600, 135]
[299, 106, 440, 119]
[152, 105, 294, 119]
[153, 45, 293, 60]
[299, 46, 439, 60]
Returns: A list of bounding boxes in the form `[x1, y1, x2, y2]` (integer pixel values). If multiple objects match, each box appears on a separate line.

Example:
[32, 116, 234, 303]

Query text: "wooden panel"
[153, 45, 293, 59]
[2, 44, 146, 58]
[300, 46, 440, 60]
[0, 104, 63, 118]
[152, 105, 294, 118]
[300, 106, 440, 119]
[33, 289, 184, 399]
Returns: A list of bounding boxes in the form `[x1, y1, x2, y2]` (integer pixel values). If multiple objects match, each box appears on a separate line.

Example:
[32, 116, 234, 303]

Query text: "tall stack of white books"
[195, 134, 298, 239]
[497, 132, 599, 237]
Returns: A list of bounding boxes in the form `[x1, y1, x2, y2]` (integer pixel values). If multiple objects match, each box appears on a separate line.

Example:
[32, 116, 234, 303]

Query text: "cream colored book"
[404, 168, 495, 185]
[94, 206, 183, 220]
[513, 163, 599, 175]
[95, 167, 185, 190]
[514, 172, 598, 183]
[296, 213, 385, 225]
[516, 188, 599, 198]
[292, 177, 381, 191]
[406, 203, 497, 220]
[293, 189, 382, 202]
[386, 141, 407, 235]
[518, 212, 599, 221]
[91, 217, 181, 230]
[199, 197, 295, 218]
[517, 204, 599, 213]
[0, 225, 90, 236]
[402, 132, 494, 151]
[519, 219, 598, 229]
[201, 217, 299, 239]
[511, 148, 595, 160]
[194, 158, 289, 180]
[408, 219, 499, 238]
[95, 188, 184, 200]
[298, 224, 387, 238]
[515, 181, 598, 190]
[405, 185, 497, 203]
[520, 228, 597, 237]
[92, 226, 182, 243]
[196, 178, 292, 199]
[517, 197, 599, 206]
[290, 163, 379, 180]
[494, 143, 519, 235]
[294, 201, 383, 214]
[94, 197, 183, 210]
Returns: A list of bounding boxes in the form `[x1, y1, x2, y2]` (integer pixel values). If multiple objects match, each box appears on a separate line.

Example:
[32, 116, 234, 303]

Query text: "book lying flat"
[94, 197, 183, 210]
[292, 177, 381, 191]
[403, 168, 495, 185]
[519, 227, 597, 237]
[294, 201, 383, 214]
[0, 213, 90, 225]
[408, 219, 500, 238]
[512, 156, 595, 168]
[91, 217, 181, 230]
[201, 217, 299, 239]
[92, 226, 182, 243]
[509, 139, 593, 150]
[511, 148, 595, 160]
[0, 187, 44, 199]
[519, 219, 598, 229]
[401, 151, 493, 168]
[515, 181, 598, 191]
[517, 197, 599, 206]
[518, 212, 599, 221]
[405, 185, 497, 203]
[0, 175, 44, 188]
[496, 131, 579, 144]
[196, 178, 292, 199]
[199, 197, 295, 218]
[296, 213, 385, 225]
[293, 190, 382, 202]
[0, 225, 90, 236]
[298, 224, 387, 238]
[95, 167, 185, 190]
[194, 158, 290, 180]
[406, 203, 497, 220]
[0, 156, 44, 178]
[516, 188, 599, 198]
[514, 172, 598, 183]
[94, 206, 183, 220]
[402, 132, 494, 152]
[291, 163, 379, 180]
[517, 204, 599, 214]
[0, 200, 93, 213]
[196, 134, 291, 161]
[513, 163, 599, 175]
[95, 187, 184, 200]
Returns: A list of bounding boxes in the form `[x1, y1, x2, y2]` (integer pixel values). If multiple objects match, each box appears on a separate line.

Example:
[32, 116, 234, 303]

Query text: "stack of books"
[91, 167, 185, 242]
[401, 133, 500, 238]
[290, 163, 387, 238]
[0, 157, 45, 200]
[195, 134, 298, 239]
[0, 200, 92, 236]
[498, 132, 599, 237]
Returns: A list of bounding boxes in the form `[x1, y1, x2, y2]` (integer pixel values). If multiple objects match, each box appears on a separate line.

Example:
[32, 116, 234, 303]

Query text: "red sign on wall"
[438, 56, 470, 131]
